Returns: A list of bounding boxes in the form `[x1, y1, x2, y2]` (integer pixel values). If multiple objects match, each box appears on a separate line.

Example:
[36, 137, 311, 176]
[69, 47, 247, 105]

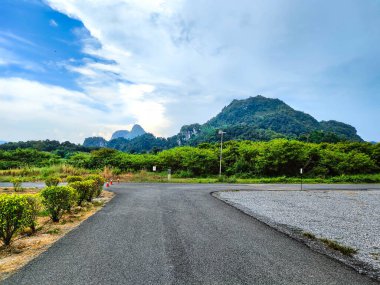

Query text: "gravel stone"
[218, 190, 380, 276]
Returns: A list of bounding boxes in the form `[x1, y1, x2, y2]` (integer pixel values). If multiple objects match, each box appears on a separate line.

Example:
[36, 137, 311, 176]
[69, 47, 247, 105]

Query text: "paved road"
[2, 183, 380, 285]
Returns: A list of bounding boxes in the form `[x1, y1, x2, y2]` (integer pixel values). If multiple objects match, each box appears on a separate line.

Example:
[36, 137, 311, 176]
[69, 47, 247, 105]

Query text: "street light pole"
[219, 130, 226, 177]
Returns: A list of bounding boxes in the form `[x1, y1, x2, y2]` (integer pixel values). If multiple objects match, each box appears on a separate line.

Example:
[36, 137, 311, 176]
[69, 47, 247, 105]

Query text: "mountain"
[175, 95, 362, 145]
[83, 137, 107, 148]
[0, 141, 6, 145]
[111, 124, 146, 140]
[84, 125, 146, 148]
[83, 96, 363, 152]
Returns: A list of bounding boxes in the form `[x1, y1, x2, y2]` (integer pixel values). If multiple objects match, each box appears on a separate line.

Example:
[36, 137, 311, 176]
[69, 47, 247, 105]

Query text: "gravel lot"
[217, 190, 380, 278]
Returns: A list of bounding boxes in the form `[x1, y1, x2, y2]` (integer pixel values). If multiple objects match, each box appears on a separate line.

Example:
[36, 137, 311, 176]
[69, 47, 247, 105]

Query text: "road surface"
[2, 183, 380, 285]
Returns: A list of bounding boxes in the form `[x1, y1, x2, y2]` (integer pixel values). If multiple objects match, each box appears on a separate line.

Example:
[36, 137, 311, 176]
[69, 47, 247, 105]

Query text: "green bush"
[69, 180, 96, 205]
[45, 176, 61, 187]
[0, 194, 31, 245]
[85, 175, 105, 197]
[10, 177, 23, 192]
[40, 186, 77, 222]
[24, 195, 40, 233]
[66, 176, 83, 183]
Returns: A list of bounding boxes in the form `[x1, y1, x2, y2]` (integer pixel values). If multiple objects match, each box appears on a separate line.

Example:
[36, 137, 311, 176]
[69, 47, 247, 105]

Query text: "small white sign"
[153, 166, 157, 172]
[300, 168, 303, 174]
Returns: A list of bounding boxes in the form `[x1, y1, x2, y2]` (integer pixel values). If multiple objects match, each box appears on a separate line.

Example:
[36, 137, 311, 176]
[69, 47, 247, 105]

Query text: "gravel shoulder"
[215, 189, 380, 281]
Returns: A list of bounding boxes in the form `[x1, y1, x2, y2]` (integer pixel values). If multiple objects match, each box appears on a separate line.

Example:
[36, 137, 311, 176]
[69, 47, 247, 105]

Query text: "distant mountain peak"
[110, 124, 146, 141]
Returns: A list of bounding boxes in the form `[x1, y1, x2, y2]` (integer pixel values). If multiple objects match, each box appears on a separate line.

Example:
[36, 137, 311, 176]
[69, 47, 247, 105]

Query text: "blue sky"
[0, 0, 379, 143]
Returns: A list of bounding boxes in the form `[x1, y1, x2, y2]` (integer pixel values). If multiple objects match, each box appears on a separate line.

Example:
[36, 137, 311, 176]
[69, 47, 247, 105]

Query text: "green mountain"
[176, 96, 362, 145]
[83, 95, 363, 152]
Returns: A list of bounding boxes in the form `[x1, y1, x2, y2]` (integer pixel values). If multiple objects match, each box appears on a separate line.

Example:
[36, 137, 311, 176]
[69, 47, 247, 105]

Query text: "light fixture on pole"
[218, 130, 226, 177]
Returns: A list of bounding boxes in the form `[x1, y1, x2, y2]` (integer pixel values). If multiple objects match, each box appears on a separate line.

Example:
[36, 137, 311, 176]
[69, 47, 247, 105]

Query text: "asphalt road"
[2, 183, 380, 285]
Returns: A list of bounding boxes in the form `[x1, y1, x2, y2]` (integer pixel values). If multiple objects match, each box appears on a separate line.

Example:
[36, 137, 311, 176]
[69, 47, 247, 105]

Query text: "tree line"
[1, 139, 379, 178]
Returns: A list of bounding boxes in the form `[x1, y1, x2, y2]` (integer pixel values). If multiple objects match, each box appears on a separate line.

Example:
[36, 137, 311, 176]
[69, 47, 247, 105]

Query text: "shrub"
[69, 180, 96, 205]
[0, 194, 31, 245]
[45, 176, 61, 187]
[66, 176, 83, 183]
[40, 186, 77, 222]
[24, 195, 40, 233]
[10, 177, 23, 192]
[85, 175, 105, 197]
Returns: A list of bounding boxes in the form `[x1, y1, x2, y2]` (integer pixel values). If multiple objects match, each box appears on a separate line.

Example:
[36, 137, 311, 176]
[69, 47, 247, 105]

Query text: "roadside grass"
[0, 165, 95, 182]
[302, 231, 358, 257]
[113, 172, 380, 184]
[1, 167, 380, 184]
[319, 238, 358, 256]
[302, 232, 317, 240]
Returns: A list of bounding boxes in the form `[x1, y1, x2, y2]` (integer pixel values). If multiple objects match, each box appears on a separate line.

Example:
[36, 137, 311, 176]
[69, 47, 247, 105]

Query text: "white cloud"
[6, 0, 376, 141]
[0, 78, 168, 142]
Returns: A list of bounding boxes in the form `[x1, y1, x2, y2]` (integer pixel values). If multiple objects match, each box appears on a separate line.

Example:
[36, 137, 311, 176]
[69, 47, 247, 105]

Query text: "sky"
[0, 0, 379, 143]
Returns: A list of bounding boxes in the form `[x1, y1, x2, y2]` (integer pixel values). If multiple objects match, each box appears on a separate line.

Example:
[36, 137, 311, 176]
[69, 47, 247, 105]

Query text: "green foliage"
[0, 140, 94, 158]
[40, 186, 77, 222]
[45, 176, 61, 187]
[66, 176, 83, 183]
[10, 177, 23, 192]
[0, 194, 32, 245]
[1, 139, 379, 181]
[0, 148, 60, 169]
[85, 175, 105, 197]
[69, 180, 96, 205]
[24, 195, 40, 233]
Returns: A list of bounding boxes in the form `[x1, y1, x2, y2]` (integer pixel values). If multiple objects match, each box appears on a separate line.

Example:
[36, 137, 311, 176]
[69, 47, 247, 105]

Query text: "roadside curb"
[211, 190, 380, 282]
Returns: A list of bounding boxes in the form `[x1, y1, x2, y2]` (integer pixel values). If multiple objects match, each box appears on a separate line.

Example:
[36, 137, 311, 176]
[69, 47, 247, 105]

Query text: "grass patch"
[319, 238, 358, 256]
[46, 228, 60, 235]
[302, 232, 357, 256]
[303, 232, 316, 240]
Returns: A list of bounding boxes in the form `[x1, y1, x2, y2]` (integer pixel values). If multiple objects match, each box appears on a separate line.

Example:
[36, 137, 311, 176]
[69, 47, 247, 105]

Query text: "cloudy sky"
[1, 0, 379, 143]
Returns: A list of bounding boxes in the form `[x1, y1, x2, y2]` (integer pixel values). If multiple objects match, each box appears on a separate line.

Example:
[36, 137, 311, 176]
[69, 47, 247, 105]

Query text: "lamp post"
[218, 130, 226, 177]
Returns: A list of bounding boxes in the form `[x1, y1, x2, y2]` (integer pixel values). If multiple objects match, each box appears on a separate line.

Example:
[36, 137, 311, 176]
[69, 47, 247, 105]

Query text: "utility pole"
[219, 130, 226, 177]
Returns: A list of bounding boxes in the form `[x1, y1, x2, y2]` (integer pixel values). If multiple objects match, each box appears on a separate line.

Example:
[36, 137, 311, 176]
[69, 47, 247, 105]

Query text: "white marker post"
[168, 168, 171, 181]
[300, 168, 303, 191]
[153, 166, 157, 172]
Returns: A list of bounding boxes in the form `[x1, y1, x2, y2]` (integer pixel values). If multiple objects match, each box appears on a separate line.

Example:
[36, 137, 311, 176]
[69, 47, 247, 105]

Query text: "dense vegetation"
[83, 96, 363, 153]
[0, 140, 95, 158]
[1, 140, 379, 180]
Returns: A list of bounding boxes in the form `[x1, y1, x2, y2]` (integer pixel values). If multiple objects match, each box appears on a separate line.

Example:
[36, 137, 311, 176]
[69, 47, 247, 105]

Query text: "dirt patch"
[0, 190, 114, 281]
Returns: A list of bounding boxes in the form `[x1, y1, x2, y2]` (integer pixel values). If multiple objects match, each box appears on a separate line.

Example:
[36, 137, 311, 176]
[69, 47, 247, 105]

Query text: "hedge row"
[0, 174, 105, 246]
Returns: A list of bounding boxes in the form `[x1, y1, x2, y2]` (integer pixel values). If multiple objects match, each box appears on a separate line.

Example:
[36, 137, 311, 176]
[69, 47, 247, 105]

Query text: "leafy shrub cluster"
[0, 194, 39, 245]
[40, 186, 77, 222]
[10, 178, 23, 192]
[66, 175, 83, 183]
[0, 175, 105, 246]
[68, 175, 105, 205]
[45, 176, 61, 187]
